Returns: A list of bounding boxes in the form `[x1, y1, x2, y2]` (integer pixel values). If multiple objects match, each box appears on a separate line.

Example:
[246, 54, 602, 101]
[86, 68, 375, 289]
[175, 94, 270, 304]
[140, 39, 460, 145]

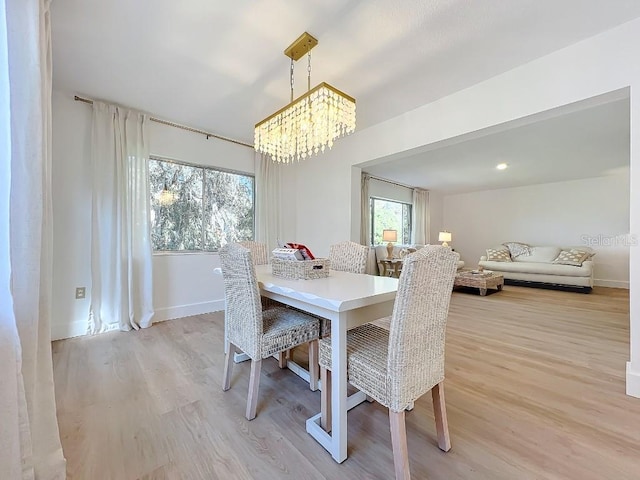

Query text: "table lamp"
[438, 231, 452, 247]
[382, 229, 398, 259]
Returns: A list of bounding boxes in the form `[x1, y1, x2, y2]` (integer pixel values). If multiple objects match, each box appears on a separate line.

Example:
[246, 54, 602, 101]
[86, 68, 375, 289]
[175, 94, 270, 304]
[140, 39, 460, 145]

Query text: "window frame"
[149, 155, 256, 253]
[369, 196, 412, 246]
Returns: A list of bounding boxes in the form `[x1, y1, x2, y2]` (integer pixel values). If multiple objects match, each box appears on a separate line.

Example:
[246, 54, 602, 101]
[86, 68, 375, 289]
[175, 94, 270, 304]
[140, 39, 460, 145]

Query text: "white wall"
[428, 190, 444, 244]
[51, 91, 92, 340]
[51, 90, 253, 340]
[284, 150, 354, 258]
[287, 18, 640, 396]
[443, 174, 630, 288]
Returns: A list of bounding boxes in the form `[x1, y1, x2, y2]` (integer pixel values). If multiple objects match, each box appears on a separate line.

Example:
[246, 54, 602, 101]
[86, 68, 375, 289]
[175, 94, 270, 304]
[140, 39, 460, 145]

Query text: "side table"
[380, 258, 402, 278]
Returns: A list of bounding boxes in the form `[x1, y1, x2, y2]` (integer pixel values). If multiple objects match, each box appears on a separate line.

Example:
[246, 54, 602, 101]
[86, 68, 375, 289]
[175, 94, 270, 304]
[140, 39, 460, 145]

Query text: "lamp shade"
[438, 231, 452, 243]
[382, 230, 398, 242]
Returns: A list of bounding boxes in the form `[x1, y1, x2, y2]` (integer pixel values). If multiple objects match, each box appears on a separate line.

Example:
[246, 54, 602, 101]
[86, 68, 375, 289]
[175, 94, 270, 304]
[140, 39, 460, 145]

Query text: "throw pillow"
[502, 242, 532, 258]
[486, 248, 512, 262]
[570, 248, 595, 260]
[553, 249, 590, 266]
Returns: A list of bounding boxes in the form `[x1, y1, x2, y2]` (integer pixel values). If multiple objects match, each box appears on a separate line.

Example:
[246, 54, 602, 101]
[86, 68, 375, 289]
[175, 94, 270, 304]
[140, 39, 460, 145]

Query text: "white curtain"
[360, 173, 371, 245]
[412, 188, 430, 245]
[360, 173, 378, 274]
[255, 152, 282, 250]
[89, 102, 154, 334]
[0, 0, 66, 478]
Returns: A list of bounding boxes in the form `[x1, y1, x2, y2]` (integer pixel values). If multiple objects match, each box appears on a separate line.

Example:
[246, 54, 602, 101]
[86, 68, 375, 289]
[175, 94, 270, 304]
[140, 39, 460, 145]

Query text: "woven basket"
[271, 257, 330, 280]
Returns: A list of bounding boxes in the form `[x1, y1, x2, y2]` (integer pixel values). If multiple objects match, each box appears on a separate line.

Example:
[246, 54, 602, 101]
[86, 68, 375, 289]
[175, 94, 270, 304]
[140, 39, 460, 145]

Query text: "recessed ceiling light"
[496, 163, 508, 170]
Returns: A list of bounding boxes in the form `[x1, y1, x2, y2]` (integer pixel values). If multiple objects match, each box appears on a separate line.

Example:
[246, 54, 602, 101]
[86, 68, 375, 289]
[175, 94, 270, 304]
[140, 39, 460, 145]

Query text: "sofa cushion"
[512, 246, 561, 263]
[486, 248, 512, 262]
[553, 249, 590, 266]
[479, 259, 593, 277]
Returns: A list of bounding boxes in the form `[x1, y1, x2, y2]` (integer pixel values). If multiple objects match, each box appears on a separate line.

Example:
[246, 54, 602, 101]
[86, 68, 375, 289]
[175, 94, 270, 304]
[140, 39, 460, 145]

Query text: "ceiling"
[51, 1, 640, 145]
[364, 97, 630, 194]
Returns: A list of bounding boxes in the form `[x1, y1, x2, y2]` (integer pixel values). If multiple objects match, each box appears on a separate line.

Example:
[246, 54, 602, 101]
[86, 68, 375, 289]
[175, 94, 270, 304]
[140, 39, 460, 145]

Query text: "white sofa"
[478, 245, 594, 292]
[373, 244, 464, 276]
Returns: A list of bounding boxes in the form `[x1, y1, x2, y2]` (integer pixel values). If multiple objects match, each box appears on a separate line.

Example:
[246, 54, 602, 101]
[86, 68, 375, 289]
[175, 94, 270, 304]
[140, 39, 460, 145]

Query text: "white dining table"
[254, 264, 398, 463]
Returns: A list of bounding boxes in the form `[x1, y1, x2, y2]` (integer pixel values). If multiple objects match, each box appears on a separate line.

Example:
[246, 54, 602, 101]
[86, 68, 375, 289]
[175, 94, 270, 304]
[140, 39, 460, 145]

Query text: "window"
[370, 197, 412, 245]
[149, 158, 254, 251]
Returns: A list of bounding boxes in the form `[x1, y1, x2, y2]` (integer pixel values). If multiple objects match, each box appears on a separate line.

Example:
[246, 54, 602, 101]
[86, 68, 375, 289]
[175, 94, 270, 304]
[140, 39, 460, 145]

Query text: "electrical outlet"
[75, 287, 86, 299]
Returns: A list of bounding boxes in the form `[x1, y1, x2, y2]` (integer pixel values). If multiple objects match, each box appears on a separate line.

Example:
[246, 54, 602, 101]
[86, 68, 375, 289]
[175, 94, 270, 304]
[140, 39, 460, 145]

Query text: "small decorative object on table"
[271, 257, 330, 280]
[271, 242, 329, 279]
[469, 269, 492, 276]
[399, 247, 416, 259]
[272, 247, 305, 261]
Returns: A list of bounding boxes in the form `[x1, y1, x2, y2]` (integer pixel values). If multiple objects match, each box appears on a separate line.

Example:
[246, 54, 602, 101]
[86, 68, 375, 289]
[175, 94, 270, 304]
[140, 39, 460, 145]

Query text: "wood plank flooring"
[52, 285, 640, 479]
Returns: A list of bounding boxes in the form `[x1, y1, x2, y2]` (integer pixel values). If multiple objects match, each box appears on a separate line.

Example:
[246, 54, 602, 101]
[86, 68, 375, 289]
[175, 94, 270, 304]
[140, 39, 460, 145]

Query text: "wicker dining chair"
[328, 241, 368, 274]
[238, 240, 285, 314]
[319, 246, 458, 480]
[220, 243, 320, 420]
[239, 240, 269, 265]
[321, 240, 370, 338]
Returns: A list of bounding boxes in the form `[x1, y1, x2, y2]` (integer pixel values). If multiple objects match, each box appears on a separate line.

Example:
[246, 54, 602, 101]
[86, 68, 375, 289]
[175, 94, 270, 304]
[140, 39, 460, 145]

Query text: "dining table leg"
[304, 303, 395, 462]
[329, 311, 348, 462]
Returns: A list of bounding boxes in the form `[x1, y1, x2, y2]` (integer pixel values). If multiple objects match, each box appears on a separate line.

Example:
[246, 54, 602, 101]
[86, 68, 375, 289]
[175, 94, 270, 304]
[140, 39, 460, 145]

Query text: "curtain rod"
[365, 173, 417, 191]
[73, 95, 254, 149]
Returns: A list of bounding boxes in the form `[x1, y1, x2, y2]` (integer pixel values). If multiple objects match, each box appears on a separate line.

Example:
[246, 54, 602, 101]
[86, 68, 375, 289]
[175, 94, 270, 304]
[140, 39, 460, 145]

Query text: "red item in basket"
[286, 243, 315, 260]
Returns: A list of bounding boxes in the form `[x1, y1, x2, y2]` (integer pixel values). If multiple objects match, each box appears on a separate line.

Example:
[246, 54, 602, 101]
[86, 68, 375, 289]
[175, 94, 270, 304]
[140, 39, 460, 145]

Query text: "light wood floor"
[53, 285, 640, 480]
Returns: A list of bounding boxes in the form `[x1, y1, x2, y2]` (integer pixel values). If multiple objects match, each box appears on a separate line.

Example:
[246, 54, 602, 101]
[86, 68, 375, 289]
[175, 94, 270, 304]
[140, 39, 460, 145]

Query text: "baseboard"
[627, 362, 640, 398]
[594, 278, 629, 289]
[51, 300, 225, 340]
[153, 300, 225, 323]
[51, 320, 89, 341]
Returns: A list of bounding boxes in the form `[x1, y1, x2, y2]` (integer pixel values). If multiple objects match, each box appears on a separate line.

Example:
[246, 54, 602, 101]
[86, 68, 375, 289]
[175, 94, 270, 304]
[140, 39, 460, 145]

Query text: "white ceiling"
[51, 0, 640, 145]
[364, 97, 630, 194]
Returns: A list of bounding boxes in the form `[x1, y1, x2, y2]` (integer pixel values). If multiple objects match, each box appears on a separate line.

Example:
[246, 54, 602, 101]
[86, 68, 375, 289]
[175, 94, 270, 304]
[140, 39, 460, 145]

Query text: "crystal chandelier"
[254, 32, 356, 164]
[156, 182, 176, 206]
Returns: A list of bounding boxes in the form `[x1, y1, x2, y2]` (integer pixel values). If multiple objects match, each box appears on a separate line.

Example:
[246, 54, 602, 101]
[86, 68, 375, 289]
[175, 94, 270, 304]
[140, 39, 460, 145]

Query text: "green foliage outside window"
[149, 158, 254, 251]
[370, 197, 411, 245]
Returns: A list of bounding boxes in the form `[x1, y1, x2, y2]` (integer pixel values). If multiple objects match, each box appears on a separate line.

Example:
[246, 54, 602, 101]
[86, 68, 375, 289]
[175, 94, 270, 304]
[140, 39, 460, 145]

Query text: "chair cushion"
[261, 307, 320, 358]
[512, 246, 561, 263]
[319, 323, 393, 408]
[479, 259, 593, 276]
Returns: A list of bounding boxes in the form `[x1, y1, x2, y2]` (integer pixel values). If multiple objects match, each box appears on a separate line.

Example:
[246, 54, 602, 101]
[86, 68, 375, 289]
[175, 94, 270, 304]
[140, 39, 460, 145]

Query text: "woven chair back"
[329, 241, 368, 274]
[219, 243, 263, 359]
[387, 245, 458, 411]
[239, 240, 269, 265]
